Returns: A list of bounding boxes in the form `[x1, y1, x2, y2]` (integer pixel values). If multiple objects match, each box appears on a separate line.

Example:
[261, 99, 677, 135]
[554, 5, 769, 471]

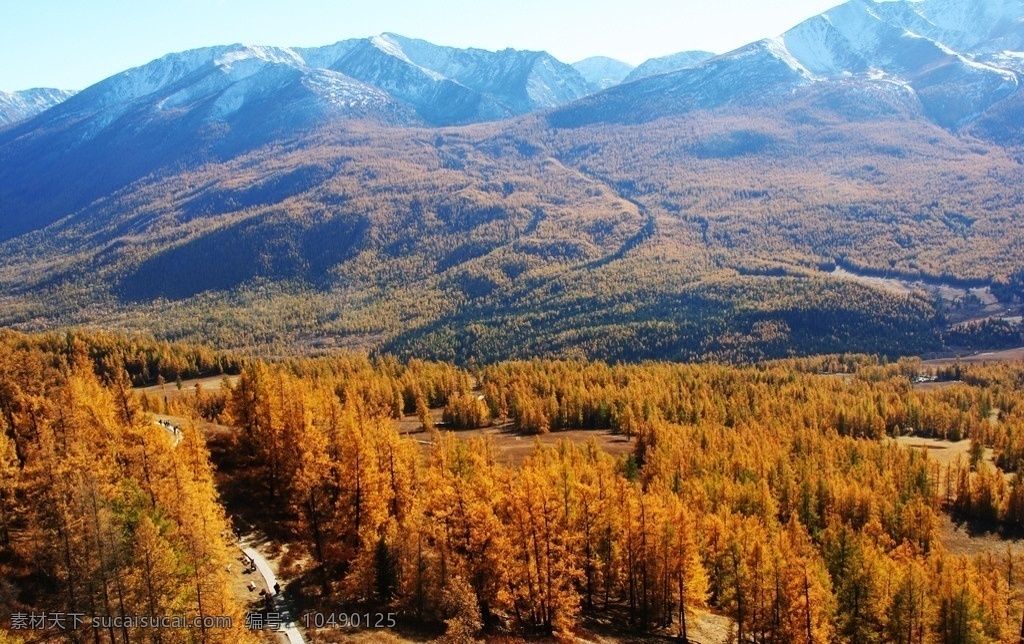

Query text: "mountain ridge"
[0, 87, 76, 125]
[9, 0, 1024, 137]
[622, 50, 716, 82]
[552, 0, 1024, 131]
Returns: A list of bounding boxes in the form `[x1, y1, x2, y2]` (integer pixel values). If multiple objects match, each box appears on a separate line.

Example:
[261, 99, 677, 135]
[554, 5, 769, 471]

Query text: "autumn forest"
[1, 330, 1023, 643]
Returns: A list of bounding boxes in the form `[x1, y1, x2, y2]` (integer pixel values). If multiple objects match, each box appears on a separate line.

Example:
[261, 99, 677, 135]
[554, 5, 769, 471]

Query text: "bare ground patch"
[395, 413, 636, 466]
[911, 380, 962, 392]
[937, 512, 1024, 559]
[922, 346, 1024, 366]
[892, 435, 1000, 469]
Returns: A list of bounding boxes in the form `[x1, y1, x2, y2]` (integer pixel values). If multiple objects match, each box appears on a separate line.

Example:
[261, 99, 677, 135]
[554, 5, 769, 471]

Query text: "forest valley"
[1, 329, 1024, 643]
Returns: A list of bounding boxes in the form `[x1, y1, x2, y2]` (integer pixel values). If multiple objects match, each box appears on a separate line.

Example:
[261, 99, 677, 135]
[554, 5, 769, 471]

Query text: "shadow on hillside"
[115, 212, 367, 302]
[946, 508, 1024, 542]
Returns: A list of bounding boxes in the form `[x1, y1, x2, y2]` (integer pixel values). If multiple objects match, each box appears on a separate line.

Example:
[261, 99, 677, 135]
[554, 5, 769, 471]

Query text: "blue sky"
[1, 0, 848, 91]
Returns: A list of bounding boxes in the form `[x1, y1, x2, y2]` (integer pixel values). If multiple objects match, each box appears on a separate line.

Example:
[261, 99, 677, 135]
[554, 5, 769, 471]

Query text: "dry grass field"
[137, 374, 241, 401]
[894, 435, 1022, 564]
[394, 410, 636, 467]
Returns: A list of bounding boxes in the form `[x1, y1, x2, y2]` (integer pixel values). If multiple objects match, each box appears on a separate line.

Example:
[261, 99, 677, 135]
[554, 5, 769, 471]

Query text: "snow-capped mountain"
[45, 43, 414, 140]
[355, 34, 591, 116]
[781, 0, 1020, 127]
[21, 34, 592, 140]
[0, 36, 592, 240]
[623, 51, 715, 82]
[10, 0, 1022, 139]
[572, 57, 635, 91]
[555, 0, 1024, 132]
[0, 88, 76, 126]
[295, 34, 591, 124]
[550, 39, 816, 127]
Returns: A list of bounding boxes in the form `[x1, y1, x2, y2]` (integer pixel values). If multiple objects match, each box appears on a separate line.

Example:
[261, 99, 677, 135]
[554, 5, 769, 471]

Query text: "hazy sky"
[1, 0, 849, 92]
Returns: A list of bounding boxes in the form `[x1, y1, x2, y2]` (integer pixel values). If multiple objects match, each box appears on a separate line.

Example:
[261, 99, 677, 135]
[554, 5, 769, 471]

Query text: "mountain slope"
[0, 88, 76, 125]
[3, 91, 1022, 361]
[623, 51, 715, 82]
[549, 39, 816, 127]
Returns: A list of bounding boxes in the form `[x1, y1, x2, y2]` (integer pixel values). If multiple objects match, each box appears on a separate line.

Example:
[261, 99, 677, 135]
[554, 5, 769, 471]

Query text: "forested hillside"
[2, 0, 1024, 362]
[2, 94, 1022, 362]
[0, 331, 253, 643]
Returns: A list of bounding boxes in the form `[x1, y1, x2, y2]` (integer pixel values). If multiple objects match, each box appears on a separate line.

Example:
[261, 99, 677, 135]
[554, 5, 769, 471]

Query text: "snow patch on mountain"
[73, 47, 227, 114]
[294, 40, 361, 69]
[572, 57, 634, 90]
[784, 0, 1024, 76]
[301, 69, 397, 109]
[762, 38, 818, 77]
[874, 0, 1024, 53]
[774, 0, 1024, 128]
[368, 33, 590, 113]
[624, 51, 715, 82]
[0, 88, 76, 126]
[369, 35, 445, 81]
[214, 45, 305, 70]
[783, 1, 901, 76]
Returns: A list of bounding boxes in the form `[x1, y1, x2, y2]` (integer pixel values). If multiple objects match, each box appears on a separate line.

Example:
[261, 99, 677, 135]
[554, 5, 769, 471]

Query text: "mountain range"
[1, 0, 1023, 362]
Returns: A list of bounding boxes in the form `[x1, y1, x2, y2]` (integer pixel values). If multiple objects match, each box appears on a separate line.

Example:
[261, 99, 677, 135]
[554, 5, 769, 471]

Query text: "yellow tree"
[290, 387, 334, 598]
[125, 515, 182, 638]
[167, 421, 253, 643]
[570, 439, 617, 612]
[778, 519, 835, 644]
[665, 494, 709, 642]
[885, 547, 929, 644]
[929, 554, 986, 644]
[503, 445, 582, 637]
[422, 434, 510, 630]
[0, 430, 19, 552]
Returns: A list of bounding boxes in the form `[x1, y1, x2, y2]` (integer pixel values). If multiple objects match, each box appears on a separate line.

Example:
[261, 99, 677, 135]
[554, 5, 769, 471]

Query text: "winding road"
[242, 543, 306, 644]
